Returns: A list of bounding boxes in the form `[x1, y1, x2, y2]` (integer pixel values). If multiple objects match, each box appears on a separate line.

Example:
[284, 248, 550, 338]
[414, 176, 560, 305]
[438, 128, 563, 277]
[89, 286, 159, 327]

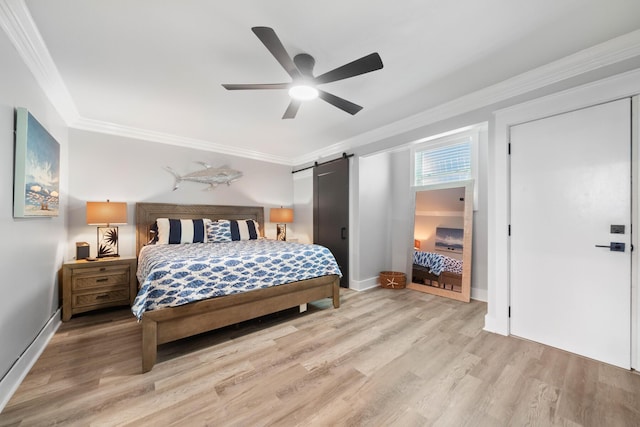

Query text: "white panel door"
[510, 98, 631, 368]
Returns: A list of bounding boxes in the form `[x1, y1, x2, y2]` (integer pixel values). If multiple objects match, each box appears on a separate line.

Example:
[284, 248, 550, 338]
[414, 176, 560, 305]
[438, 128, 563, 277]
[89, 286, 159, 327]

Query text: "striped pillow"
[229, 219, 259, 241]
[155, 218, 208, 244]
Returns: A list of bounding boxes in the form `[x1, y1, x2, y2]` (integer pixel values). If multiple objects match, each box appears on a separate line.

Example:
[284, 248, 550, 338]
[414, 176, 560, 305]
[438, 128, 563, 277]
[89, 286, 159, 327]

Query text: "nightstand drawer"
[72, 267, 129, 291]
[73, 289, 130, 308]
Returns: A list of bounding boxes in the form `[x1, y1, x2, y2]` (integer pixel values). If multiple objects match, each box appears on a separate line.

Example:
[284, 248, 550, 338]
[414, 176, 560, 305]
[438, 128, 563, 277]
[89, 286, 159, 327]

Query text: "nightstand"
[61, 257, 137, 321]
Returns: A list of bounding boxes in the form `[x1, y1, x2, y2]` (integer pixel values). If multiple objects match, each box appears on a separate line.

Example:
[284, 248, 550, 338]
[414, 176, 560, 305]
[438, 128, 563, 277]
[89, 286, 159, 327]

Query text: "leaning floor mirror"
[407, 180, 473, 302]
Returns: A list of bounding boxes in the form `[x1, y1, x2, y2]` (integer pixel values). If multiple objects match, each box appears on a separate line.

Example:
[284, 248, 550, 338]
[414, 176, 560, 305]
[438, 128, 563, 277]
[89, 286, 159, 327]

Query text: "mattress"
[132, 239, 342, 319]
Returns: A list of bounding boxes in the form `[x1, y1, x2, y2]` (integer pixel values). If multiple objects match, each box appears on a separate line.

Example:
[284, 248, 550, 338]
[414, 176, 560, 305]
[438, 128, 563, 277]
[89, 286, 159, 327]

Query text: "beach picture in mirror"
[435, 227, 464, 253]
[408, 181, 473, 302]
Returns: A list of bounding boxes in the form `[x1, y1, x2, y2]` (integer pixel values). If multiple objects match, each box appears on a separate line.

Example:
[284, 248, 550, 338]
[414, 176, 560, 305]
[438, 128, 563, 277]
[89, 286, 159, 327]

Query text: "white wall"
[350, 152, 393, 290]
[388, 150, 414, 273]
[67, 129, 295, 259]
[292, 169, 313, 244]
[472, 129, 489, 301]
[0, 31, 68, 404]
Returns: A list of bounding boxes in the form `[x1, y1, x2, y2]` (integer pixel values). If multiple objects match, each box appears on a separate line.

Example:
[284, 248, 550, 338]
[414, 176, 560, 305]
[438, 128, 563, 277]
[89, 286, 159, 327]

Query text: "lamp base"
[276, 224, 287, 241]
[97, 226, 120, 258]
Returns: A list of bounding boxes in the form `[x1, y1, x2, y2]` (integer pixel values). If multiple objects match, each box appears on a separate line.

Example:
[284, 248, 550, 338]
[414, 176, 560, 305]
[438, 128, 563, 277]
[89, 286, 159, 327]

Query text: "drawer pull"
[96, 278, 109, 283]
[96, 294, 110, 299]
[100, 267, 106, 271]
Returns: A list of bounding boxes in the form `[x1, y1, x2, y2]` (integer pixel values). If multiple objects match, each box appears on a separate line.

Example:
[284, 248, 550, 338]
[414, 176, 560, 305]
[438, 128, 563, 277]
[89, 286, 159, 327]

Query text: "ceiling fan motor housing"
[293, 53, 315, 77]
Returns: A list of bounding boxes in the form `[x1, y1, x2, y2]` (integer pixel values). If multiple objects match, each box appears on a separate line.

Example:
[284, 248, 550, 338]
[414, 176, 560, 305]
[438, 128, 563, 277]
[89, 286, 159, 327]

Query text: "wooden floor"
[2, 287, 640, 426]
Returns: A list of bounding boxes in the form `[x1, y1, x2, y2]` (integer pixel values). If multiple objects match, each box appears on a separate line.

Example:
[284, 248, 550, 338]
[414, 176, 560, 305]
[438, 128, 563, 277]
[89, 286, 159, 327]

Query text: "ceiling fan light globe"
[288, 85, 318, 101]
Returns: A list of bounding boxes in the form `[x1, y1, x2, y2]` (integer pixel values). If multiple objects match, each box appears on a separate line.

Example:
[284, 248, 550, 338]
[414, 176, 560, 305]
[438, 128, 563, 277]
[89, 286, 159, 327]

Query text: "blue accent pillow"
[207, 219, 259, 242]
[207, 220, 232, 243]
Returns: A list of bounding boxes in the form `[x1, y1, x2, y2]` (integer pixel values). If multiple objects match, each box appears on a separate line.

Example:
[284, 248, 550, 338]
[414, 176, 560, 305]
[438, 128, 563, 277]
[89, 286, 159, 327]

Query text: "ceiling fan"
[222, 27, 384, 119]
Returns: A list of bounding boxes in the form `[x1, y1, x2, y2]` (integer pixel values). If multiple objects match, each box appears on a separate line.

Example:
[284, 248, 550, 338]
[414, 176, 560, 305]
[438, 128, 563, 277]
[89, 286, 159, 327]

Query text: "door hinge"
[508, 142, 511, 155]
[508, 306, 511, 318]
[508, 224, 511, 236]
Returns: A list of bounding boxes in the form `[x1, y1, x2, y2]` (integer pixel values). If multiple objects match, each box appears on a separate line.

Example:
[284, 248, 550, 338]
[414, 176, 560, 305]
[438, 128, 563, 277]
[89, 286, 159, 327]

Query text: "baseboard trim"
[349, 277, 380, 292]
[352, 277, 489, 300]
[483, 313, 498, 334]
[471, 287, 488, 302]
[0, 308, 61, 412]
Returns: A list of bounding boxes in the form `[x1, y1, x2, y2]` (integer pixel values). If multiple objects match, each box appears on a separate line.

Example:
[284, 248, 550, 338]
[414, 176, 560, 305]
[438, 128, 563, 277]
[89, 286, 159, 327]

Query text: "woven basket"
[379, 271, 406, 289]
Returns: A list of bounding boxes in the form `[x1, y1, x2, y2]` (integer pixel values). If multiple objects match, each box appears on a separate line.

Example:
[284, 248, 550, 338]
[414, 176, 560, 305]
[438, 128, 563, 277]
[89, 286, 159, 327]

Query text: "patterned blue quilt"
[132, 240, 342, 319]
[413, 251, 463, 276]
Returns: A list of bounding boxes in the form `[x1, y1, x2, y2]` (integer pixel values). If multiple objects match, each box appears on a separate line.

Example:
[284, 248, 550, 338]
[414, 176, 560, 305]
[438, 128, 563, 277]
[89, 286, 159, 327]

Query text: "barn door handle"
[341, 227, 347, 240]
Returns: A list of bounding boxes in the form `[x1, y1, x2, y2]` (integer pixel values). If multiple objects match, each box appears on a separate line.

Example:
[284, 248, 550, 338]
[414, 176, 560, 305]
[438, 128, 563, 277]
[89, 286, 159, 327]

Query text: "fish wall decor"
[165, 162, 243, 191]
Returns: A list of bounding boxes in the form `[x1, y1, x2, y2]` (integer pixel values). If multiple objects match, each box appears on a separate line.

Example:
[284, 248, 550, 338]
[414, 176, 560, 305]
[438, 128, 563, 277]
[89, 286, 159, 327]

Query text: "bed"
[412, 251, 463, 291]
[134, 202, 341, 372]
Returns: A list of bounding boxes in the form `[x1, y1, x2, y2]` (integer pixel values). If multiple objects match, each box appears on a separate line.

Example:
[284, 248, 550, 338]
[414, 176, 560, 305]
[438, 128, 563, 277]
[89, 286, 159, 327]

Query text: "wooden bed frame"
[135, 202, 340, 372]
[411, 264, 462, 291]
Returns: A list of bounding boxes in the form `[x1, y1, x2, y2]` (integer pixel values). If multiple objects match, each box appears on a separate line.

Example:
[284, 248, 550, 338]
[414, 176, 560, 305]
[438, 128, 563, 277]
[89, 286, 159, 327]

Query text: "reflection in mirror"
[407, 181, 473, 302]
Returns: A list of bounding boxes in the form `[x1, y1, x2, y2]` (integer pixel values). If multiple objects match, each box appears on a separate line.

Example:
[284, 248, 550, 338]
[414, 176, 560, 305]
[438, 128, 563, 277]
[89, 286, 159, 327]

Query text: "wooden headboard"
[135, 203, 265, 255]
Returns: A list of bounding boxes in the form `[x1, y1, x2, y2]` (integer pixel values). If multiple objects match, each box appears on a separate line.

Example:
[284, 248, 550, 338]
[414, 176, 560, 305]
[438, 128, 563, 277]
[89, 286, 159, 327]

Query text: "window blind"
[414, 139, 472, 186]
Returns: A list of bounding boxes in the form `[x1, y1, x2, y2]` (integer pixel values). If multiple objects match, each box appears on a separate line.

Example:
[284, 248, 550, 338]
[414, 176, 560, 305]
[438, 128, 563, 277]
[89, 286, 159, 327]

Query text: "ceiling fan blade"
[314, 53, 383, 84]
[318, 90, 363, 115]
[222, 83, 289, 90]
[251, 27, 301, 80]
[282, 100, 301, 119]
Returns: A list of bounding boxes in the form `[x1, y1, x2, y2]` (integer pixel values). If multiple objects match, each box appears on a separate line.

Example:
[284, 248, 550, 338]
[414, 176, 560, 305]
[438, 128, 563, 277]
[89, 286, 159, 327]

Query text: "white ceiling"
[6, 0, 640, 164]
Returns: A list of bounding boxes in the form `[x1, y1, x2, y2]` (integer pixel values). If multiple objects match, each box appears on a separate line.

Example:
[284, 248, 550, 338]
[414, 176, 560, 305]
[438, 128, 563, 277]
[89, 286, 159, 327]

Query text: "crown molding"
[72, 117, 293, 165]
[3, 0, 639, 167]
[0, 0, 79, 123]
[292, 29, 640, 166]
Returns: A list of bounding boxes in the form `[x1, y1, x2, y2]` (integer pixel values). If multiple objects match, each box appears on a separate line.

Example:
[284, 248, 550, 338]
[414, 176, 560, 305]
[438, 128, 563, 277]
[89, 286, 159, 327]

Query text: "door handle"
[341, 227, 347, 240]
[595, 242, 625, 252]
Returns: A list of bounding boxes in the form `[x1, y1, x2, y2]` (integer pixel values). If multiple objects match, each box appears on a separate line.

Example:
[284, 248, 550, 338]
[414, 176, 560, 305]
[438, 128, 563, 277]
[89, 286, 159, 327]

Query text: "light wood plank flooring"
[2, 287, 639, 426]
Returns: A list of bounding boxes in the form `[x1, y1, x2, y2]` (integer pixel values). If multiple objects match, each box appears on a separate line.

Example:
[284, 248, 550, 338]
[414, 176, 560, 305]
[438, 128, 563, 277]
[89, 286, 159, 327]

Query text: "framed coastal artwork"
[434, 227, 464, 253]
[13, 107, 60, 217]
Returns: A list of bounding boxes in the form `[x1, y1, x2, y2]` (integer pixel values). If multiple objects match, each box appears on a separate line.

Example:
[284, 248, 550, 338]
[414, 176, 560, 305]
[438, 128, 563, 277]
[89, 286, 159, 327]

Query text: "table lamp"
[86, 200, 127, 257]
[270, 207, 294, 241]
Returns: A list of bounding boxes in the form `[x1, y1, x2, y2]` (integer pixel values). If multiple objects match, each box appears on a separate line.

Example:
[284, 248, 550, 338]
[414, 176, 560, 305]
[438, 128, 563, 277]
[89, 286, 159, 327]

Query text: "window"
[414, 138, 472, 187]
[411, 125, 483, 209]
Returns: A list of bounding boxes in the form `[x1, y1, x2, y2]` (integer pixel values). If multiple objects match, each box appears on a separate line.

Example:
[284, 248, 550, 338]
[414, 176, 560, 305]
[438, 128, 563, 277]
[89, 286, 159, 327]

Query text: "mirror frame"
[407, 180, 473, 302]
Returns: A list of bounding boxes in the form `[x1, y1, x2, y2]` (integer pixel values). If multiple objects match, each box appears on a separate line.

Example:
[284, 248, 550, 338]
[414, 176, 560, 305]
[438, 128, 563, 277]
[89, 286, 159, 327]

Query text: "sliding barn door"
[314, 158, 349, 287]
[510, 98, 632, 368]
